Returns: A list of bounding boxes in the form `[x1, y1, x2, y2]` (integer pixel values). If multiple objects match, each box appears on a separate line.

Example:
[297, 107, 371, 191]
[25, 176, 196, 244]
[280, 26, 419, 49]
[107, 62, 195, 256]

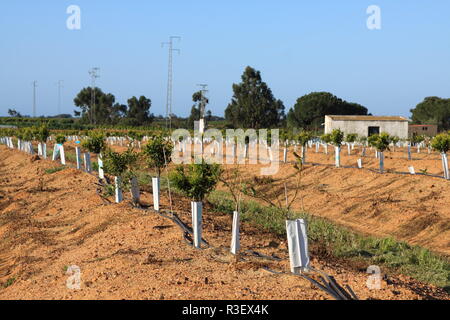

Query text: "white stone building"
[324, 115, 409, 139]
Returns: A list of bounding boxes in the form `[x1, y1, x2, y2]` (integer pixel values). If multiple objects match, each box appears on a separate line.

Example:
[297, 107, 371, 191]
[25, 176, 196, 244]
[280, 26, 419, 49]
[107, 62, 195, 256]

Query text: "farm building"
[324, 115, 409, 139]
[408, 124, 438, 138]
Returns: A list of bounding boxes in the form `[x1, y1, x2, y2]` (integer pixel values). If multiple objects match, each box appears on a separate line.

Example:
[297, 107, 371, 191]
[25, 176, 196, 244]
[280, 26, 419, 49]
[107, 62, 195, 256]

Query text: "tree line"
[6, 66, 448, 131]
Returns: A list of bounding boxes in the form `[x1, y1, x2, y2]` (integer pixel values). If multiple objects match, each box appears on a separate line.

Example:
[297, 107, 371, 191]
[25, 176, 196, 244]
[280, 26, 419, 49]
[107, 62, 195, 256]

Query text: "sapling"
[330, 129, 344, 167]
[358, 136, 368, 157]
[22, 128, 35, 154]
[170, 160, 221, 248]
[390, 136, 400, 153]
[102, 147, 139, 203]
[82, 131, 106, 178]
[431, 133, 450, 180]
[35, 124, 50, 159]
[219, 165, 244, 256]
[54, 134, 66, 163]
[297, 131, 313, 164]
[345, 133, 358, 155]
[320, 133, 332, 155]
[243, 152, 309, 272]
[142, 135, 174, 211]
[368, 132, 391, 173]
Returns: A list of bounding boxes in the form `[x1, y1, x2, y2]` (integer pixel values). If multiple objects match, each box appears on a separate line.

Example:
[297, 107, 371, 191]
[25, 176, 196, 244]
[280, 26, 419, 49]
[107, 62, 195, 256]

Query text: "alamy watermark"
[367, 5, 381, 30]
[171, 122, 281, 176]
[66, 5, 81, 30]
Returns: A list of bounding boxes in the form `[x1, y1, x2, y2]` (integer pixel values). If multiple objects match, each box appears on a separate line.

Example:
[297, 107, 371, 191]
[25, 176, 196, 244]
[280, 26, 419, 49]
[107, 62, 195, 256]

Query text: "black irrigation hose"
[262, 266, 358, 301]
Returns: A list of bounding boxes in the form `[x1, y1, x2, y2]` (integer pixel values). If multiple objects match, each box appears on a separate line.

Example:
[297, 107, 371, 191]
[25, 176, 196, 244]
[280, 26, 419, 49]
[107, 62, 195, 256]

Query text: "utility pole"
[197, 84, 208, 134]
[32, 81, 37, 118]
[57, 80, 64, 115]
[88, 68, 100, 125]
[162, 36, 181, 131]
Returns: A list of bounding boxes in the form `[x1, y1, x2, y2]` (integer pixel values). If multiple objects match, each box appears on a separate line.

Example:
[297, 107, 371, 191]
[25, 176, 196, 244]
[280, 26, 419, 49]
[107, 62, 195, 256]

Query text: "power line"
[162, 36, 181, 131]
[32, 81, 38, 118]
[57, 80, 64, 115]
[88, 68, 100, 124]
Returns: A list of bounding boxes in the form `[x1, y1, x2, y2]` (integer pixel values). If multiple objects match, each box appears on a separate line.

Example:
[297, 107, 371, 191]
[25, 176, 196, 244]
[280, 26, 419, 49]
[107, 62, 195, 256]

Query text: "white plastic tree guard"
[407, 145, 412, 161]
[130, 177, 140, 204]
[59, 145, 66, 165]
[315, 142, 319, 153]
[441, 153, 449, 180]
[84, 153, 92, 173]
[38, 143, 43, 156]
[75, 147, 82, 170]
[191, 201, 202, 249]
[286, 219, 310, 274]
[324, 143, 328, 155]
[357, 159, 362, 169]
[408, 166, 416, 175]
[230, 211, 240, 255]
[379, 152, 384, 173]
[283, 147, 288, 163]
[40, 143, 47, 159]
[98, 154, 104, 179]
[115, 176, 123, 203]
[347, 143, 351, 156]
[301, 145, 306, 164]
[52, 144, 60, 161]
[152, 177, 160, 211]
[335, 146, 341, 168]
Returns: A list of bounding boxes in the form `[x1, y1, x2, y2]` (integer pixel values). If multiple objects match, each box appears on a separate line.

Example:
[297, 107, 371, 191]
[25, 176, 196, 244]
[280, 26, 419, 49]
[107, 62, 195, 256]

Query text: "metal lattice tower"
[57, 80, 64, 115]
[197, 84, 209, 119]
[32, 81, 38, 118]
[162, 36, 181, 130]
[88, 68, 100, 124]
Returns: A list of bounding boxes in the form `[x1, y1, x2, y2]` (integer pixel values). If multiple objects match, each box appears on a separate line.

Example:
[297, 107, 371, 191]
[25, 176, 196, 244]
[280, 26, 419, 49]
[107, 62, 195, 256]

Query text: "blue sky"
[0, 0, 449, 118]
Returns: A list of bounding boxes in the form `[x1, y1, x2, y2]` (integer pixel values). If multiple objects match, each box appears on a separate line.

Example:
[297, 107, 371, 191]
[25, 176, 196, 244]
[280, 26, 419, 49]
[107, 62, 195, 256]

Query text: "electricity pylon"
[162, 36, 181, 130]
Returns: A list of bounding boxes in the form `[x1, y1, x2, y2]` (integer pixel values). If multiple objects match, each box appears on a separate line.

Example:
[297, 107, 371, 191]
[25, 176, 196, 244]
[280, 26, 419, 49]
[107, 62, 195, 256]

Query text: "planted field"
[0, 139, 449, 300]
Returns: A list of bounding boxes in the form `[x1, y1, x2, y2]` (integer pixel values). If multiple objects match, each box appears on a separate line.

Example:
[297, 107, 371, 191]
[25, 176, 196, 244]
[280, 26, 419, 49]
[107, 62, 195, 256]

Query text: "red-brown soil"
[0, 145, 448, 300]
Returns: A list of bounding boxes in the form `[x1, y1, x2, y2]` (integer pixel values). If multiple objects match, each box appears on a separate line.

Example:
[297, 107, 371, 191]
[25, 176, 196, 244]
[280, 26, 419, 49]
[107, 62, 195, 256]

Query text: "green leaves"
[431, 133, 450, 153]
[410, 96, 450, 131]
[224, 66, 285, 129]
[169, 160, 221, 202]
[287, 92, 368, 130]
[345, 133, 358, 143]
[35, 124, 50, 143]
[330, 129, 344, 146]
[82, 131, 106, 154]
[102, 147, 139, 177]
[297, 131, 313, 146]
[368, 132, 392, 152]
[142, 135, 173, 177]
[320, 133, 332, 144]
[55, 134, 66, 145]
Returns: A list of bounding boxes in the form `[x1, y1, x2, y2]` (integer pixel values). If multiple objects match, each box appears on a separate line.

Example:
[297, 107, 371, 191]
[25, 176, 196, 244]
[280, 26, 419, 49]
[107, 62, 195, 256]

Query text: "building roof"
[326, 115, 408, 122]
[409, 124, 437, 127]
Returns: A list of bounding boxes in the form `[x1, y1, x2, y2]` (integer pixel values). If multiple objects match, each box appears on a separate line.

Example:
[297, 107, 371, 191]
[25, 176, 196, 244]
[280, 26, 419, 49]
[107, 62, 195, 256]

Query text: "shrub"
[320, 133, 332, 144]
[330, 129, 344, 146]
[297, 131, 313, 146]
[345, 133, 358, 143]
[368, 132, 392, 152]
[55, 134, 66, 145]
[142, 135, 173, 177]
[82, 131, 106, 154]
[431, 133, 450, 154]
[35, 124, 50, 143]
[170, 160, 221, 202]
[102, 147, 139, 177]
